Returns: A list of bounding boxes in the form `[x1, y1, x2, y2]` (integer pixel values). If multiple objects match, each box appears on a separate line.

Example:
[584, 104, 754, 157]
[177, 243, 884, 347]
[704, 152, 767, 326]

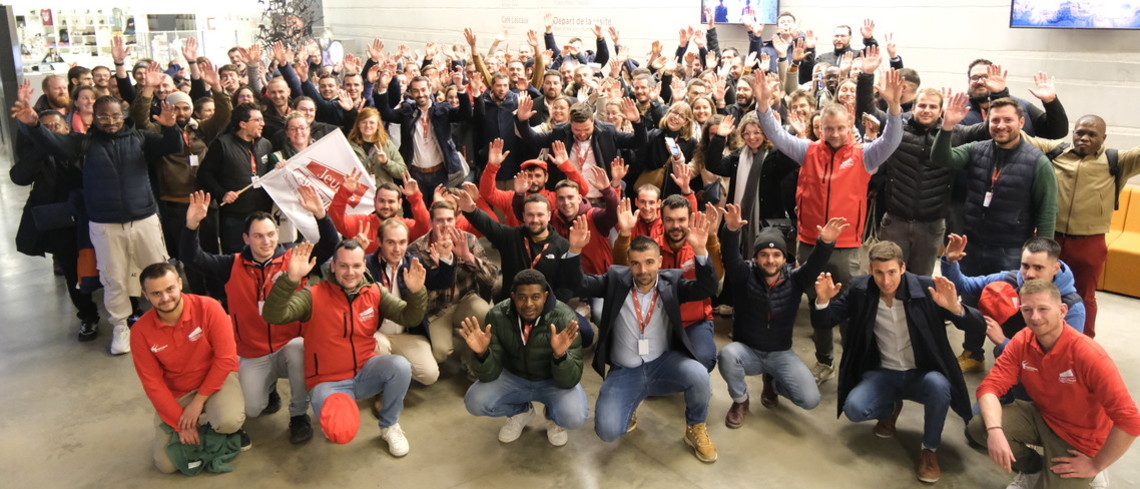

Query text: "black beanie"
[753, 227, 788, 257]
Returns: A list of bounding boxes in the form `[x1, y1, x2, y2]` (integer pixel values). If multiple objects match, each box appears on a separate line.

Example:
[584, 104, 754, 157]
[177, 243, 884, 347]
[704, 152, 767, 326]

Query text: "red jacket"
[549, 187, 619, 275]
[329, 184, 431, 254]
[225, 251, 302, 358]
[795, 141, 871, 248]
[481, 159, 590, 228]
[130, 294, 239, 431]
[298, 280, 384, 390]
[660, 241, 714, 326]
[978, 324, 1140, 456]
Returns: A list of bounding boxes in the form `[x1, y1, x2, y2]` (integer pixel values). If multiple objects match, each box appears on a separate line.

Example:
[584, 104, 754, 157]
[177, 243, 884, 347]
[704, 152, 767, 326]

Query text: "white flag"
[260, 131, 376, 242]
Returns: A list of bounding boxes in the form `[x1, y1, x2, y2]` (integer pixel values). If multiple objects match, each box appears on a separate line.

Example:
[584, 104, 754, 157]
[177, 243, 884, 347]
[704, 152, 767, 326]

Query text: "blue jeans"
[684, 319, 717, 372]
[464, 370, 588, 429]
[239, 337, 309, 417]
[959, 241, 1022, 277]
[310, 355, 411, 428]
[716, 343, 820, 409]
[843, 368, 951, 449]
[594, 350, 711, 442]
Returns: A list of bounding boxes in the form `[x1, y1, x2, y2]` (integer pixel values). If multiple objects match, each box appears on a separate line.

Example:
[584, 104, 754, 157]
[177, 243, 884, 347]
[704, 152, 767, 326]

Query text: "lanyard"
[518, 315, 540, 345]
[989, 165, 1002, 190]
[574, 142, 591, 166]
[379, 263, 398, 292]
[524, 240, 550, 269]
[630, 287, 660, 334]
[248, 148, 258, 175]
[421, 110, 431, 138]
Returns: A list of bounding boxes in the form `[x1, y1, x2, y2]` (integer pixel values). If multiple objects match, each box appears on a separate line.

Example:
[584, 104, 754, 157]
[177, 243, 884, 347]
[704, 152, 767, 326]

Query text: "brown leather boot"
[917, 448, 941, 483]
[873, 401, 904, 438]
[760, 374, 779, 408]
[725, 399, 749, 428]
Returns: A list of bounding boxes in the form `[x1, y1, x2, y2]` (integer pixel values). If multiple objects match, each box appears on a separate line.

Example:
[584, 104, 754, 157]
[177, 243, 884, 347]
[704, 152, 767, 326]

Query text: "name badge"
[638, 338, 650, 356]
[188, 154, 199, 167]
[983, 191, 993, 208]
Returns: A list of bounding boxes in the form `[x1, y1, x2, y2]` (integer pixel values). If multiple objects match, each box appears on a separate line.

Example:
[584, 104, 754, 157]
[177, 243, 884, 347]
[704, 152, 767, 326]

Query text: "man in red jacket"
[131, 262, 247, 474]
[328, 170, 430, 255]
[969, 280, 1140, 488]
[752, 69, 906, 383]
[480, 138, 589, 227]
[262, 240, 427, 456]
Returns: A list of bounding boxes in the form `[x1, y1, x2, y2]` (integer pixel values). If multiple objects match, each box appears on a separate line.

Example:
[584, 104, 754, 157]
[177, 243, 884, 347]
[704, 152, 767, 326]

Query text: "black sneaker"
[78, 320, 98, 342]
[289, 414, 313, 444]
[262, 387, 282, 415]
[238, 430, 252, 451]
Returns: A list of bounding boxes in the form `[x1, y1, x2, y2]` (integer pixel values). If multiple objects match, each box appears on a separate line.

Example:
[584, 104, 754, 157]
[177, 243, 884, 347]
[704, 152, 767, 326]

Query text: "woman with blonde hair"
[638, 101, 697, 198]
[348, 107, 407, 185]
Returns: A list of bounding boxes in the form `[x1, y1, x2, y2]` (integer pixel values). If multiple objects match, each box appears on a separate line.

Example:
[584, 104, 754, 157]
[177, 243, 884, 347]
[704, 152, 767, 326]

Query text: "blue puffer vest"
[964, 140, 1043, 248]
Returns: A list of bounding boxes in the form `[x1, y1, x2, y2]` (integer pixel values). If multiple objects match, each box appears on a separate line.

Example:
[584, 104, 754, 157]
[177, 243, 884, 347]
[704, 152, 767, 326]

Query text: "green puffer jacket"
[471, 295, 583, 389]
[160, 423, 242, 476]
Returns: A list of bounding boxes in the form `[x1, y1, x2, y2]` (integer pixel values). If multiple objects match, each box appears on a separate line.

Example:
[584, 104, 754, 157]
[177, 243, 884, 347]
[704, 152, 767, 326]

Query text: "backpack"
[1045, 143, 1122, 210]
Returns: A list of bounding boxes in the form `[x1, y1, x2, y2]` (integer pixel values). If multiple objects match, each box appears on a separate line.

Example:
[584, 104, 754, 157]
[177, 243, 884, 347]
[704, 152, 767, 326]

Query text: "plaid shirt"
[408, 230, 500, 321]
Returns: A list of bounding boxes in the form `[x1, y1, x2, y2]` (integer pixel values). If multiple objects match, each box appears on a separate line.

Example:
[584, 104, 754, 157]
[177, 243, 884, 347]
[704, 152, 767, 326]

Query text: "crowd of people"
[10, 7, 1140, 487]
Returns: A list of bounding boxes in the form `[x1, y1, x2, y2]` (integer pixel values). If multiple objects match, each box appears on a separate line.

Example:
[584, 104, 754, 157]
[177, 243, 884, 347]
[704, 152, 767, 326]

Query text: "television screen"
[701, 0, 780, 25]
[1011, 0, 1140, 29]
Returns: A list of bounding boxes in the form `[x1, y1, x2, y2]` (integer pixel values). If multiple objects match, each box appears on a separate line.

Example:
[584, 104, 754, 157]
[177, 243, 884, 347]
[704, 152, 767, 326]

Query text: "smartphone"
[664, 137, 682, 158]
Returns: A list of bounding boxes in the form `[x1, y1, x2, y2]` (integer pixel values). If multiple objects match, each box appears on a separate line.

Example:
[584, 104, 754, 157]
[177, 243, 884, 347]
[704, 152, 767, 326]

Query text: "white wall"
[322, 0, 1140, 149]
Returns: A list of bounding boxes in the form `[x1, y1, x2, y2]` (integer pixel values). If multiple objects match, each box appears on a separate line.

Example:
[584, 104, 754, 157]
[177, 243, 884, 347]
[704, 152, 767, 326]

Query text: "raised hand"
[111, 35, 130, 64]
[860, 45, 882, 74]
[687, 207, 710, 255]
[366, 64, 381, 84]
[984, 316, 1006, 345]
[814, 272, 842, 305]
[704, 203, 723, 233]
[181, 37, 199, 63]
[803, 29, 817, 49]
[10, 98, 37, 126]
[619, 98, 641, 123]
[487, 138, 510, 167]
[609, 157, 628, 186]
[1027, 71, 1056, 103]
[516, 93, 535, 121]
[185, 191, 210, 230]
[985, 63, 1008, 94]
[616, 198, 637, 235]
[788, 112, 808, 138]
[450, 69, 464, 89]
[723, 203, 748, 232]
[343, 53, 362, 75]
[342, 168, 362, 194]
[287, 241, 317, 282]
[877, 69, 903, 114]
[817, 216, 849, 244]
[716, 115, 737, 137]
[430, 229, 454, 263]
[941, 91, 969, 131]
[792, 38, 808, 63]
[454, 182, 478, 212]
[367, 38, 385, 62]
[526, 29, 539, 50]
[199, 59, 221, 90]
[584, 165, 611, 192]
[609, 26, 621, 45]
[512, 172, 529, 195]
[294, 58, 310, 83]
[928, 276, 963, 315]
[752, 73, 774, 113]
[670, 160, 693, 195]
[464, 28, 477, 49]
[772, 35, 790, 59]
[459, 316, 493, 356]
[403, 257, 427, 292]
[860, 18, 876, 39]
[154, 101, 177, 127]
[568, 214, 591, 254]
[400, 171, 420, 197]
[298, 185, 326, 218]
[354, 221, 373, 252]
[550, 321, 579, 358]
[271, 41, 288, 67]
[944, 233, 968, 263]
[885, 32, 898, 59]
[450, 227, 473, 264]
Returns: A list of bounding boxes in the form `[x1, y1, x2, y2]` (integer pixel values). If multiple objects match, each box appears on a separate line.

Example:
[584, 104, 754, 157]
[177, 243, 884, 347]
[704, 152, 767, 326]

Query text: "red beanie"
[320, 393, 360, 444]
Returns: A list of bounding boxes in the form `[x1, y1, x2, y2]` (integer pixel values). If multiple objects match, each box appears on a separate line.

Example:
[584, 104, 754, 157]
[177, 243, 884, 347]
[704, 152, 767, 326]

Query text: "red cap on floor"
[320, 393, 360, 444]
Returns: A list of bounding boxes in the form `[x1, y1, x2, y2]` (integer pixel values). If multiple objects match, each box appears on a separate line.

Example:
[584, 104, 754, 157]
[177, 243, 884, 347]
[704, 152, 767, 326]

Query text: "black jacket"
[721, 229, 832, 352]
[463, 208, 571, 303]
[197, 132, 274, 216]
[516, 117, 647, 186]
[10, 131, 84, 256]
[558, 253, 718, 378]
[375, 77, 472, 181]
[811, 272, 984, 422]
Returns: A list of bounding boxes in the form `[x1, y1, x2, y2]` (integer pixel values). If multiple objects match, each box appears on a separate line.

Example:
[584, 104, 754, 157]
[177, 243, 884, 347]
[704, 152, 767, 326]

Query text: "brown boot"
[626, 409, 638, 433]
[760, 374, 779, 408]
[917, 448, 941, 483]
[684, 423, 718, 463]
[725, 399, 749, 429]
[873, 401, 904, 438]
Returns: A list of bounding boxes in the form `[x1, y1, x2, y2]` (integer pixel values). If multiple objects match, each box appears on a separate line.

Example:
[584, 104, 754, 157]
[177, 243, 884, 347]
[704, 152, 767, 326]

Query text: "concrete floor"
[2, 175, 1139, 489]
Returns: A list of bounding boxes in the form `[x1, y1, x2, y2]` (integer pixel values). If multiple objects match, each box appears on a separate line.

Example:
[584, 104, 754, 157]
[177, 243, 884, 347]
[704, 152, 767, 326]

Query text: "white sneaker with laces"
[380, 423, 409, 457]
[1090, 470, 1109, 489]
[545, 418, 568, 447]
[498, 404, 535, 443]
[1006, 471, 1041, 489]
[811, 361, 834, 384]
[110, 323, 131, 355]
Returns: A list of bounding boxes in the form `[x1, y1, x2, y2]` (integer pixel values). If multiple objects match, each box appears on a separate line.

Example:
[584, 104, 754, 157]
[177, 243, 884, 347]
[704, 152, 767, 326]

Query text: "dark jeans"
[410, 168, 449, 207]
[878, 214, 945, 277]
[684, 319, 717, 372]
[55, 228, 99, 323]
[798, 242, 860, 365]
[843, 368, 951, 449]
[959, 241, 1021, 277]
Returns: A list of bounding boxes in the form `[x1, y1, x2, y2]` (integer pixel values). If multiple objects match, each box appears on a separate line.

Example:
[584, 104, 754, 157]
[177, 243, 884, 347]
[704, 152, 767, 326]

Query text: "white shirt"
[571, 140, 602, 199]
[874, 298, 916, 371]
[410, 107, 444, 169]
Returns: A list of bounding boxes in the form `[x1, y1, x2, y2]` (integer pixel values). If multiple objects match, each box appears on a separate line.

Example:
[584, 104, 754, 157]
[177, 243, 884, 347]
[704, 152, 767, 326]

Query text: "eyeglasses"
[969, 74, 989, 82]
[95, 114, 124, 122]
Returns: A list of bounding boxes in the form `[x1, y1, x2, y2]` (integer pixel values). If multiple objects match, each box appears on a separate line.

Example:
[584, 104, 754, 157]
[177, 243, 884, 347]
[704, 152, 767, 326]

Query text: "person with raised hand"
[753, 66, 905, 384]
[479, 138, 589, 227]
[560, 209, 720, 463]
[326, 168, 431, 255]
[811, 241, 985, 484]
[961, 60, 1069, 138]
[462, 269, 586, 447]
[262, 238, 426, 456]
[14, 85, 183, 355]
[716, 211, 846, 429]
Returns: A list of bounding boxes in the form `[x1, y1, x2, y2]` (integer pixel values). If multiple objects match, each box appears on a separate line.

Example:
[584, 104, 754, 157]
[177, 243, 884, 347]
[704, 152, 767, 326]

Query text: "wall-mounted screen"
[1011, 0, 1140, 29]
[701, 0, 780, 25]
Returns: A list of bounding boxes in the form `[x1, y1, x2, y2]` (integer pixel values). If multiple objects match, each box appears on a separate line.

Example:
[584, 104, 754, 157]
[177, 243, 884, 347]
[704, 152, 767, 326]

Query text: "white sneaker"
[545, 418, 568, 447]
[110, 323, 131, 355]
[811, 362, 834, 384]
[1007, 472, 1041, 489]
[1090, 470, 1109, 488]
[498, 404, 535, 443]
[379, 423, 409, 457]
